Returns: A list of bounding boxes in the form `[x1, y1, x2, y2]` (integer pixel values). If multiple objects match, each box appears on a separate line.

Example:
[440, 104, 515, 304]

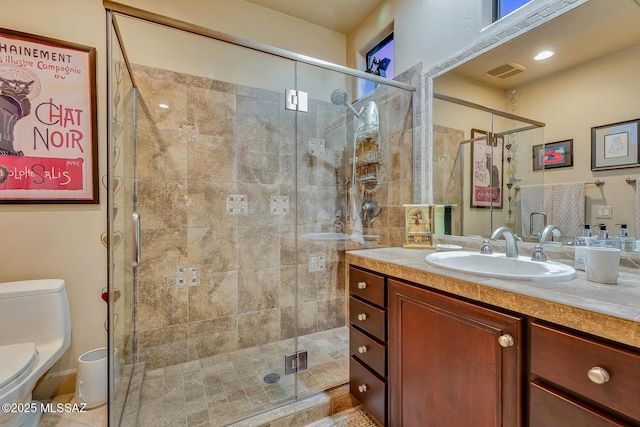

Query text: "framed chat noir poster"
[0, 28, 98, 203]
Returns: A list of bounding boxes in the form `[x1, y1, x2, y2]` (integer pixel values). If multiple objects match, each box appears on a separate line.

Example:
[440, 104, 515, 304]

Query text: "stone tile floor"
[39, 326, 350, 427]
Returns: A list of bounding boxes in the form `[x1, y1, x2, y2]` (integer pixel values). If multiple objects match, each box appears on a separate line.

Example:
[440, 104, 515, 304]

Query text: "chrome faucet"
[531, 225, 562, 262]
[490, 227, 520, 258]
[540, 224, 561, 244]
[469, 235, 493, 254]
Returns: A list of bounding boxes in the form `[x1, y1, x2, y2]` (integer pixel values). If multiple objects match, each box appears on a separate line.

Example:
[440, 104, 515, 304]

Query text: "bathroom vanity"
[346, 248, 640, 427]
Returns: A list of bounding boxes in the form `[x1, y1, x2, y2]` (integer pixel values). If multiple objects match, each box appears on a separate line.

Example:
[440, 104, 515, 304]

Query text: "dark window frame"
[492, 0, 532, 22]
[365, 32, 393, 77]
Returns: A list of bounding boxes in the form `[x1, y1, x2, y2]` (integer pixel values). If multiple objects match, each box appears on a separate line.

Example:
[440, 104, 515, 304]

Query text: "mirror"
[432, 0, 640, 242]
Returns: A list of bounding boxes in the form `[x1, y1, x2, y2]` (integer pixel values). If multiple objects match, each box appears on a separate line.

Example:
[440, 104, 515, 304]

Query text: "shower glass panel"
[433, 96, 544, 238]
[110, 14, 299, 426]
[107, 14, 137, 427]
[107, 8, 415, 427]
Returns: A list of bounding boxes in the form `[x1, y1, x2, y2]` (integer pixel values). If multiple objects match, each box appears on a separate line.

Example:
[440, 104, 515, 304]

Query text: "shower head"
[330, 89, 362, 118]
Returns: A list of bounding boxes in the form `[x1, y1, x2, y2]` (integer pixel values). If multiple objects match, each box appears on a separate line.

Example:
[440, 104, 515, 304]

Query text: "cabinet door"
[388, 279, 523, 427]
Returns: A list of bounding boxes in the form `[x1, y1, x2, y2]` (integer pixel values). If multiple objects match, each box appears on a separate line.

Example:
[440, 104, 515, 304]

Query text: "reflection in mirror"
[432, 94, 544, 239]
[431, 0, 640, 244]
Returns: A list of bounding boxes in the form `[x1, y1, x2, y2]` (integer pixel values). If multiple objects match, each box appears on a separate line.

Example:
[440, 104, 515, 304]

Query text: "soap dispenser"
[616, 224, 633, 251]
[574, 224, 593, 271]
[596, 223, 608, 239]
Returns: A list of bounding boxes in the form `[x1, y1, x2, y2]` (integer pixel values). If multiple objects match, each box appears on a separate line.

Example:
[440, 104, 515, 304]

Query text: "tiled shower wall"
[132, 64, 350, 370]
[349, 65, 419, 247]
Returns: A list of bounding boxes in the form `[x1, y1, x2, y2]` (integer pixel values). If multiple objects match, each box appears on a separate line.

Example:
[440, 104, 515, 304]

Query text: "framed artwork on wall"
[0, 28, 98, 203]
[470, 128, 503, 209]
[591, 119, 640, 171]
[532, 139, 573, 171]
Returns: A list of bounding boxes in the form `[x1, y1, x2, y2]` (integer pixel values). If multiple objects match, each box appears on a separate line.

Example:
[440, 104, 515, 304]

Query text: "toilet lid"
[0, 342, 38, 389]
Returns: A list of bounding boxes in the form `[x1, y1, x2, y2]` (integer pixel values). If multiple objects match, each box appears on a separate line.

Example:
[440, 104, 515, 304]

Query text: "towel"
[519, 184, 545, 239]
[519, 182, 584, 240]
[434, 205, 454, 235]
[434, 205, 445, 235]
[544, 182, 585, 239]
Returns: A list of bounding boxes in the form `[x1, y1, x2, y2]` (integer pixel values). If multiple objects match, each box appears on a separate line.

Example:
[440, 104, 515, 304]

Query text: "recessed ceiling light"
[158, 103, 169, 109]
[534, 50, 554, 61]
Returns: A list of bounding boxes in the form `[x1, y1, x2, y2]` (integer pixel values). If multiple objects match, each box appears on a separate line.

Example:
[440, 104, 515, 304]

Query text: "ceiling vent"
[486, 63, 527, 79]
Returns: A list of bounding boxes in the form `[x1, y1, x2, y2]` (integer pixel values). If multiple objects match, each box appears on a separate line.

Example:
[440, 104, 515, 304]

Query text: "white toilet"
[0, 279, 71, 427]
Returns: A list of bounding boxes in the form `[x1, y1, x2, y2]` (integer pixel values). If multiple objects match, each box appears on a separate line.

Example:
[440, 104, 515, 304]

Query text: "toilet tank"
[0, 280, 71, 352]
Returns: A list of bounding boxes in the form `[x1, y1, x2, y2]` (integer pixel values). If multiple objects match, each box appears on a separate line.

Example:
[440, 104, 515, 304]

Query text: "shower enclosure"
[106, 4, 415, 426]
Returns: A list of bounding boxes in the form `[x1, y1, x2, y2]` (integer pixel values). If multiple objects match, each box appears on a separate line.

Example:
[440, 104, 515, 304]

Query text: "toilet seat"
[0, 342, 38, 389]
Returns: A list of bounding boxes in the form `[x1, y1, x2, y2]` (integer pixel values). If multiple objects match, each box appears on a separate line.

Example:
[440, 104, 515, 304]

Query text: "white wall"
[347, 0, 486, 76]
[514, 43, 640, 236]
[0, 0, 108, 386]
[116, 0, 347, 66]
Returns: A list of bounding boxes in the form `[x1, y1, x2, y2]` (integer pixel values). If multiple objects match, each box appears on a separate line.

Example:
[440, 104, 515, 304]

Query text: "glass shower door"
[107, 14, 137, 426]
[109, 13, 306, 426]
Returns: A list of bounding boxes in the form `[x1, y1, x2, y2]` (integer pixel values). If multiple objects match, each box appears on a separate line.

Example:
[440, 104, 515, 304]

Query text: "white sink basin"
[425, 251, 576, 282]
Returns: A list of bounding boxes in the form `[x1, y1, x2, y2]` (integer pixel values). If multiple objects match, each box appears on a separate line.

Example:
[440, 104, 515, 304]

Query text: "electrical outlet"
[595, 205, 613, 219]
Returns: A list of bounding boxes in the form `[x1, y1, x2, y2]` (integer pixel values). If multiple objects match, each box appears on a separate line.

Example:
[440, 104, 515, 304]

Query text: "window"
[365, 33, 394, 79]
[493, 0, 532, 21]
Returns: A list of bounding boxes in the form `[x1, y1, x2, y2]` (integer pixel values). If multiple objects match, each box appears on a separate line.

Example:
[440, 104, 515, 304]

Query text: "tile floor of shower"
[40, 326, 354, 427]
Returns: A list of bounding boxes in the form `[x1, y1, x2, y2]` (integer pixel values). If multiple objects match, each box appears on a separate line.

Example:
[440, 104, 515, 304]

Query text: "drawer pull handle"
[587, 367, 610, 384]
[357, 281, 367, 289]
[357, 313, 367, 321]
[358, 345, 367, 354]
[358, 384, 368, 393]
[498, 334, 515, 348]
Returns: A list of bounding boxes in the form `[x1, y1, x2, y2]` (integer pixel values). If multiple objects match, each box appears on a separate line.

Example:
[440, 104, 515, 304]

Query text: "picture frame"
[470, 128, 503, 209]
[532, 139, 573, 171]
[591, 119, 640, 171]
[0, 28, 98, 203]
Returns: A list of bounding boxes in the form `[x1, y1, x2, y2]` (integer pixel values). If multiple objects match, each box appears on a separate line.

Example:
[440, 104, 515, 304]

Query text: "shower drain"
[263, 373, 281, 384]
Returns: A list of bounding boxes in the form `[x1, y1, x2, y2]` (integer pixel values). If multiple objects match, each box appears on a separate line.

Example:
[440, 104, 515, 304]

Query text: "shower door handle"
[132, 212, 141, 267]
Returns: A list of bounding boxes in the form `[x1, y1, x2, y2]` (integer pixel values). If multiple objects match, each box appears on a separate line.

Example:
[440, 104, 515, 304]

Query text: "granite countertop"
[346, 247, 640, 349]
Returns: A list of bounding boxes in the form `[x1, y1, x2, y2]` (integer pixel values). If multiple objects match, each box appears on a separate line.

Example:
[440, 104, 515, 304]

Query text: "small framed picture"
[591, 119, 640, 170]
[470, 129, 503, 209]
[532, 139, 573, 171]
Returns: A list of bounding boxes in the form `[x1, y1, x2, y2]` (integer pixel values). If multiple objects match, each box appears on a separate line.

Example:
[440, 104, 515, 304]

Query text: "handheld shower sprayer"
[330, 89, 362, 119]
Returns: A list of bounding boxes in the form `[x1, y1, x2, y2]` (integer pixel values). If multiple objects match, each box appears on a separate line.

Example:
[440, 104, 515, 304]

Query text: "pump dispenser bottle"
[574, 224, 593, 270]
[616, 224, 634, 251]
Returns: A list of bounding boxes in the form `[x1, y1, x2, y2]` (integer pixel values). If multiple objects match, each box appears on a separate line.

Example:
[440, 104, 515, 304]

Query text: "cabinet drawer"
[530, 381, 630, 427]
[349, 267, 385, 307]
[350, 296, 386, 341]
[350, 326, 387, 377]
[350, 356, 386, 425]
[531, 322, 640, 421]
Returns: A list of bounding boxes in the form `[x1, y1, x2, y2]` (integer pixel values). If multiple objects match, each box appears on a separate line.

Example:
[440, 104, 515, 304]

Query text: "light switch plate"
[595, 205, 613, 219]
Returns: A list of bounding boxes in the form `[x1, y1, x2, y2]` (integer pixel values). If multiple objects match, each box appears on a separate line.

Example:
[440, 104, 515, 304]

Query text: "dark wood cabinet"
[530, 322, 640, 426]
[388, 278, 523, 427]
[348, 266, 387, 425]
[348, 261, 640, 427]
